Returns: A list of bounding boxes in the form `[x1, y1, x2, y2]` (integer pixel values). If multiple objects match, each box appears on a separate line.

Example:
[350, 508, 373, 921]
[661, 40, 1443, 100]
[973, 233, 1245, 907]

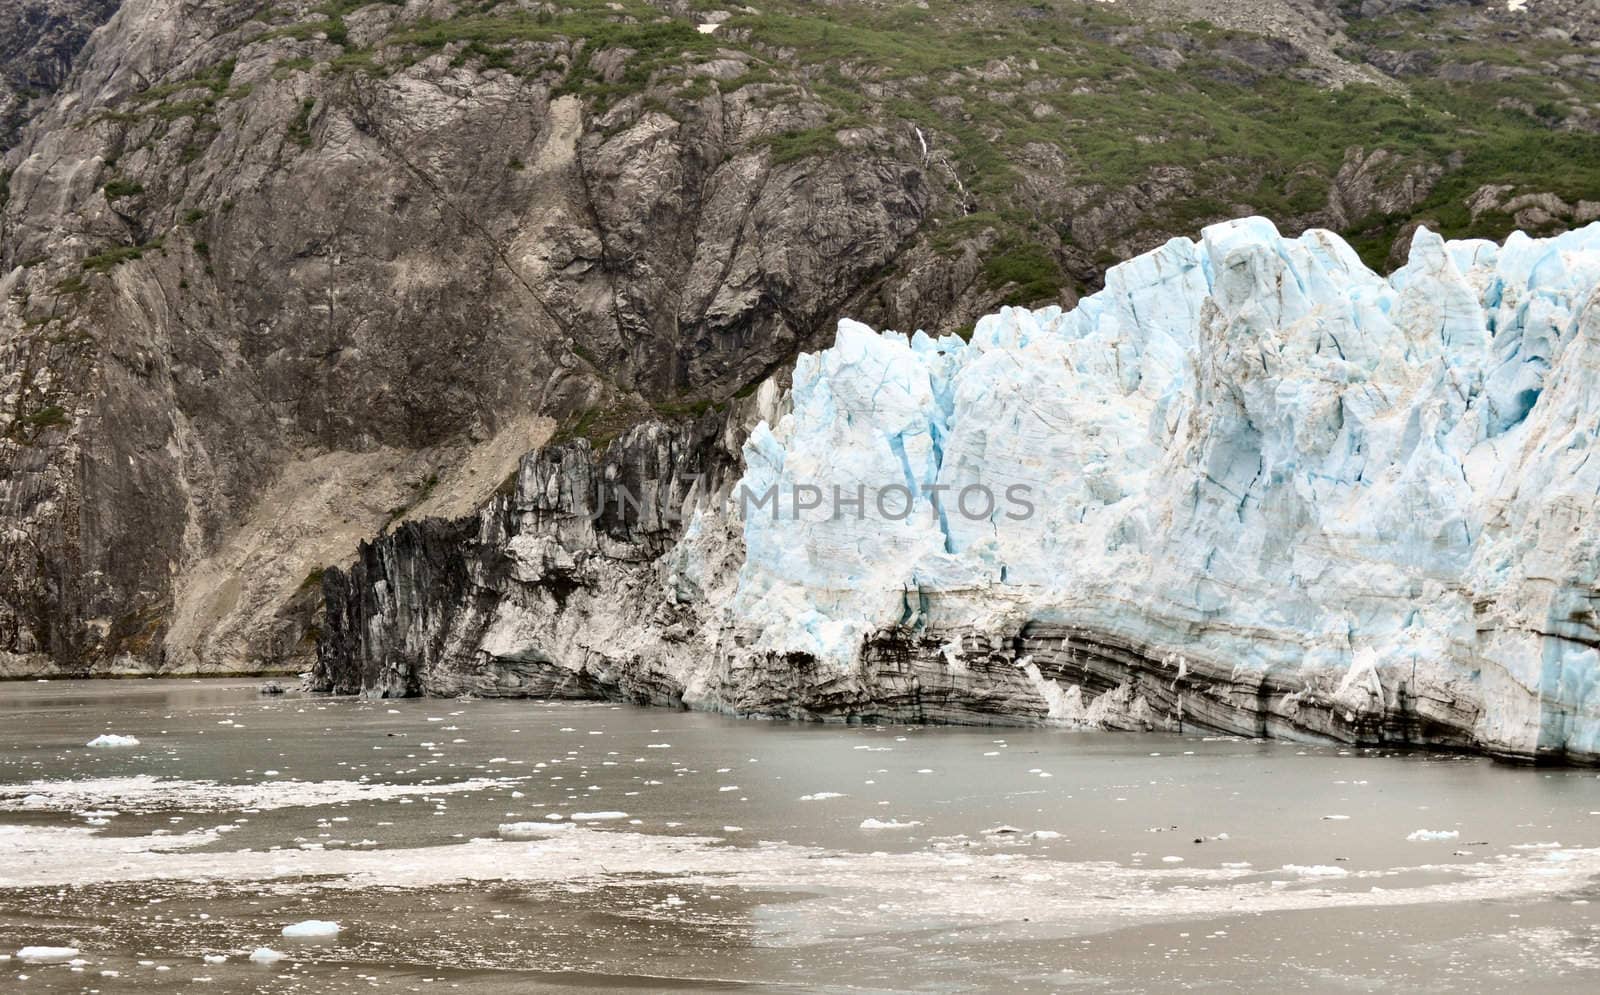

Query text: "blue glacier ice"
[726, 218, 1600, 761]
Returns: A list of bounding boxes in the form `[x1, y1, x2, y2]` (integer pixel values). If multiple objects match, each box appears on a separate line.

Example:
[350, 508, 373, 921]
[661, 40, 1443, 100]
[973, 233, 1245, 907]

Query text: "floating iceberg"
[1407, 829, 1462, 842]
[85, 734, 140, 748]
[17, 946, 79, 963]
[1280, 864, 1350, 878]
[280, 920, 340, 939]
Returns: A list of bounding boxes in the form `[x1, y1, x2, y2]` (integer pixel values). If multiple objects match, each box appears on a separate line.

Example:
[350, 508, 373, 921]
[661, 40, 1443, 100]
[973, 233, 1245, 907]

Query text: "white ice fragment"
[17, 947, 79, 963]
[248, 948, 285, 964]
[498, 822, 574, 839]
[1407, 829, 1461, 842]
[860, 818, 922, 830]
[85, 734, 140, 748]
[569, 811, 628, 821]
[1280, 864, 1349, 878]
[281, 920, 340, 938]
[799, 792, 845, 801]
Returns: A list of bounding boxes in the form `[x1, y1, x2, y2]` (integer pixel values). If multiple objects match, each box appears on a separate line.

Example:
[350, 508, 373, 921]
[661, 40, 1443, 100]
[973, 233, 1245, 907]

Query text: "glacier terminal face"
[318, 218, 1600, 763]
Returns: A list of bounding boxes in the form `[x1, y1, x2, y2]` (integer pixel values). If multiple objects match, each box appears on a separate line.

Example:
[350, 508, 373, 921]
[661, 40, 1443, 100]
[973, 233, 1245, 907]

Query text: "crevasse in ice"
[729, 217, 1600, 759]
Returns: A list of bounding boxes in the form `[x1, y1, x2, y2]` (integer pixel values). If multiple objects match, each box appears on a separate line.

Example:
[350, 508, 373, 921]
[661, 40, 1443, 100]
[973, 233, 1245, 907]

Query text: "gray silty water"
[1, 680, 1597, 992]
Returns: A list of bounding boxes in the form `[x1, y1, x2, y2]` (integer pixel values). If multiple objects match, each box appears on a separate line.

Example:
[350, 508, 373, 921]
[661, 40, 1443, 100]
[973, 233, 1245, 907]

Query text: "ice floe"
[85, 734, 140, 748]
[281, 920, 340, 938]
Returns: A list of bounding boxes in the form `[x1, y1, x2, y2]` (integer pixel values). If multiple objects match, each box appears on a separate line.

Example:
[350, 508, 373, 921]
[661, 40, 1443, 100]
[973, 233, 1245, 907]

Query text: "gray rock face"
[0, 2, 933, 676]
[315, 407, 755, 702]
[0, 0, 120, 150]
[1324, 146, 1445, 230]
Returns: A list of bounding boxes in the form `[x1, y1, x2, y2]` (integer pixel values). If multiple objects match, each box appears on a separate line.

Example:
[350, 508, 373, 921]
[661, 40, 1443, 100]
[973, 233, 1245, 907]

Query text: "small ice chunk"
[1407, 829, 1461, 842]
[203, 955, 227, 965]
[248, 948, 285, 964]
[86, 734, 140, 748]
[18, 947, 79, 963]
[497, 822, 574, 839]
[860, 818, 922, 830]
[281, 920, 340, 938]
[1280, 864, 1349, 878]
[799, 792, 845, 801]
[569, 811, 627, 821]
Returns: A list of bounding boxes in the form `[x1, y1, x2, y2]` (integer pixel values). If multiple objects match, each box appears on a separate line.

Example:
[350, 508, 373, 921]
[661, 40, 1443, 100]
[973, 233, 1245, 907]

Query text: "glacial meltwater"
[2, 681, 1598, 993]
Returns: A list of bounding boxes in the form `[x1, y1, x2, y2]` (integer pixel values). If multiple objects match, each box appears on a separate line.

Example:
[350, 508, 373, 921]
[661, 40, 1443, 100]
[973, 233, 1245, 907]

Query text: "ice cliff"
[316, 218, 1600, 764]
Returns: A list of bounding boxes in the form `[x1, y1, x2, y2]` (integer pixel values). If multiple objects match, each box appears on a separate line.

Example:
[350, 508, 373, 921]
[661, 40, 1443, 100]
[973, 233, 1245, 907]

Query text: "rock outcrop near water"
[319, 218, 1600, 763]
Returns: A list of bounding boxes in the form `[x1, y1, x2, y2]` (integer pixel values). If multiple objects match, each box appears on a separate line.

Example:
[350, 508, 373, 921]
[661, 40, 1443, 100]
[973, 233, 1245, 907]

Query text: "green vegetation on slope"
[87, 0, 1600, 297]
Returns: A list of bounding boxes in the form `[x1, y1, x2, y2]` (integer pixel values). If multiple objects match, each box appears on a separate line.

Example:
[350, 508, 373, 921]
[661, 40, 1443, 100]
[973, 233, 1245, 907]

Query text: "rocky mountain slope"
[0, 0, 120, 150]
[317, 217, 1600, 763]
[3, 0, 1599, 677]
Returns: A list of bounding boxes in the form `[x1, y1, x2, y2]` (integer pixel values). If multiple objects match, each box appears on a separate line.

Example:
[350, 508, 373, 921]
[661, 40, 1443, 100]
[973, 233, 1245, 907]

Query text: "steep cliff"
[5, 0, 1600, 677]
[0, 0, 121, 150]
[318, 218, 1600, 764]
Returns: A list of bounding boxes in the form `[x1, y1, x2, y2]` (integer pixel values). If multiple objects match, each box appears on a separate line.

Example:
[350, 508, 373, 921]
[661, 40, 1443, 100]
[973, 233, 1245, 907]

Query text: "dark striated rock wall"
[314, 407, 751, 702]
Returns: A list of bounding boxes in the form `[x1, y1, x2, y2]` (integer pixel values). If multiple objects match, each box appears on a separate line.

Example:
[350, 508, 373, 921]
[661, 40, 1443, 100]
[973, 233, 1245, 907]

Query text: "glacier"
[315, 218, 1600, 764]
